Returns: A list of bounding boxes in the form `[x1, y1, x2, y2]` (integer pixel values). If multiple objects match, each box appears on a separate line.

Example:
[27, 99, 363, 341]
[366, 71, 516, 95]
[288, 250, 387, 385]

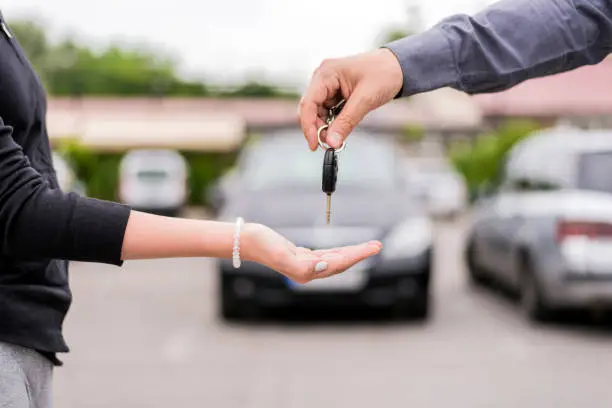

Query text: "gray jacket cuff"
[383, 27, 460, 97]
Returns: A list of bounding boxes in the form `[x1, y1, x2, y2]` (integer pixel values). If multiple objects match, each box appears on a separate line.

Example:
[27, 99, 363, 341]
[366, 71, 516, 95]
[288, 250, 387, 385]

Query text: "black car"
[213, 130, 434, 320]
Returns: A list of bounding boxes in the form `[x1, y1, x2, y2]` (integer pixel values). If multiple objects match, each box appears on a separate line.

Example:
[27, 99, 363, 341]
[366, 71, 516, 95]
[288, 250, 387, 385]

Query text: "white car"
[404, 158, 468, 219]
[52, 152, 86, 196]
[119, 149, 188, 216]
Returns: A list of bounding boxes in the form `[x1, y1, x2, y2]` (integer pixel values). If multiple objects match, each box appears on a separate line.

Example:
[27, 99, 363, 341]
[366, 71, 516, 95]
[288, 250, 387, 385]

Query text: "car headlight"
[381, 217, 433, 260]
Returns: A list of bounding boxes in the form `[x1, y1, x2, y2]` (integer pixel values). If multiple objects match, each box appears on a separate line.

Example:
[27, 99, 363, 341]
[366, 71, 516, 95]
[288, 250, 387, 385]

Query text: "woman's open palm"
[242, 223, 382, 284]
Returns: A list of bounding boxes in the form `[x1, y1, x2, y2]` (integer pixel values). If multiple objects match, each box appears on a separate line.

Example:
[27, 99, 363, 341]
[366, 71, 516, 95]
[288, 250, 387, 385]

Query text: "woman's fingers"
[285, 241, 381, 283]
[313, 241, 382, 257]
[314, 241, 382, 280]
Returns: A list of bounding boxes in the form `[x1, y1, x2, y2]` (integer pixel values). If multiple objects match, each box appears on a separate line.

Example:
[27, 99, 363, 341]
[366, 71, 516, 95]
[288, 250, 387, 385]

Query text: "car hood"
[221, 188, 420, 248]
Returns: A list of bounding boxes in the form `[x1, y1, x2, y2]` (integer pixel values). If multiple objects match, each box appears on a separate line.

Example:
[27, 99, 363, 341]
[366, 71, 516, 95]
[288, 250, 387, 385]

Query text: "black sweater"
[0, 14, 131, 365]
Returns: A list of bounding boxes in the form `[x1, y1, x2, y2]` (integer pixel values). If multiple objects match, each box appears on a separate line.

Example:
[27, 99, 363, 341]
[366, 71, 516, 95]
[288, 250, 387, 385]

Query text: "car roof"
[247, 129, 397, 153]
[120, 149, 187, 172]
[516, 128, 612, 155]
[123, 149, 185, 160]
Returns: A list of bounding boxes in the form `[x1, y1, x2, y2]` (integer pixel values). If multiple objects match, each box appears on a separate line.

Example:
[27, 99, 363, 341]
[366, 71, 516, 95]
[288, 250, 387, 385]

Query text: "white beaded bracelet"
[232, 217, 244, 269]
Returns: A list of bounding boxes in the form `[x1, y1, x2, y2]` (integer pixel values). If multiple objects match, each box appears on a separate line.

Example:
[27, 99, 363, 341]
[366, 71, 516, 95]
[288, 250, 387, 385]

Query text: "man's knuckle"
[320, 58, 335, 68]
[317, 59, 339, 76]
[361, 92, 377, 106]
[335, 115, 357, 130]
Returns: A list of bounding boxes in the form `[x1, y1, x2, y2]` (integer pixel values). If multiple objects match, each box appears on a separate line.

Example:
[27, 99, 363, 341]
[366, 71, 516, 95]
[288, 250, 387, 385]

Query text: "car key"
[317, 99, 346, 225]
[322, 148, 338, 225]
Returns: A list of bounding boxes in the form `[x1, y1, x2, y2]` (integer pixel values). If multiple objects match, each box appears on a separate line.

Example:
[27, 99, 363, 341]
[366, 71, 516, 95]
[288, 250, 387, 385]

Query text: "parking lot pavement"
[54, 217, 612, 408]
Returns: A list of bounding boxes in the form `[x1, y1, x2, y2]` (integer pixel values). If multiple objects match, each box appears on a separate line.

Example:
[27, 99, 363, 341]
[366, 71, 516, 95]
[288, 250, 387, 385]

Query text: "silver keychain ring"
[317, 124, 346, 153]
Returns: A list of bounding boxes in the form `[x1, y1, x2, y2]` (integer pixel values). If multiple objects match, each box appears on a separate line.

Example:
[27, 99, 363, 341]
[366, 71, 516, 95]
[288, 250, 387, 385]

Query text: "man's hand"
[242, 223, 382, 284]
[298, 48, 403, 151]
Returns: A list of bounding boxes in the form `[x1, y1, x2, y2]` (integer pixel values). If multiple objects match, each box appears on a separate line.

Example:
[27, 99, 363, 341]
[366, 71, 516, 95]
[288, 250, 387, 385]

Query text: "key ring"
[317, 125, 347, 153]
[317, 99, 347, 153]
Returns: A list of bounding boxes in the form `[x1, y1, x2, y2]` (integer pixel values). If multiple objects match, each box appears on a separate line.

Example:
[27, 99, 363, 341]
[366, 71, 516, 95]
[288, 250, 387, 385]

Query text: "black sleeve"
[0, 118, 131, 265]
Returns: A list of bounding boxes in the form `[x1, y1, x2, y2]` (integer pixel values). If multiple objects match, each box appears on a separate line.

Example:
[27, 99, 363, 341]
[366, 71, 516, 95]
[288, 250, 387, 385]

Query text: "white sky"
[1, 0, 493, 90]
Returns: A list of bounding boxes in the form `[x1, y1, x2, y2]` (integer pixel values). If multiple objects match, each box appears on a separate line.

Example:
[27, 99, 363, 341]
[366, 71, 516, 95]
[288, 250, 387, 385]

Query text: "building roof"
[408, 87, 483, 131]
[46, 92, 482, 151]
[46, 98, 247, 151]
[361, 87, 481, 133]
[472, 57, 612, 118]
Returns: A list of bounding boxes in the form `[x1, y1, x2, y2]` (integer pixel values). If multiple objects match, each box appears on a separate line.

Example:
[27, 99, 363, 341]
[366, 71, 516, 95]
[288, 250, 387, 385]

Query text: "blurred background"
[4, 0, 612, 406]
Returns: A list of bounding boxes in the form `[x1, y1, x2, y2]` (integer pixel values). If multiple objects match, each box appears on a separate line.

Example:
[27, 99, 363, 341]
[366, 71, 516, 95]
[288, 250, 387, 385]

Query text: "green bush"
[449, 120, 541, 200]
[181, 151, 238, 205]
[55, 140, 238, 206]
[401, 124, 425, 143]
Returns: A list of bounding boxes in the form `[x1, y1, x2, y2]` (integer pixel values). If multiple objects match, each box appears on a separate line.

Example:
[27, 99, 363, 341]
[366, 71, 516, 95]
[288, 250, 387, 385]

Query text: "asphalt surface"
[54, 216, 612, 408]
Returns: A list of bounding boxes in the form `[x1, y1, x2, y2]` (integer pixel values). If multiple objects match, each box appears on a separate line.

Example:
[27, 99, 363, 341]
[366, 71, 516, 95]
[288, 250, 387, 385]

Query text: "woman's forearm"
[119, 210, 383, 284]
[120, 210, 238, 260]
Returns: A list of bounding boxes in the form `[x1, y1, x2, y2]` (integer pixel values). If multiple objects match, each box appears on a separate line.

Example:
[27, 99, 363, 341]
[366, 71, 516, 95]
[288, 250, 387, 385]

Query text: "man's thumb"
[326, 89, 372, 149]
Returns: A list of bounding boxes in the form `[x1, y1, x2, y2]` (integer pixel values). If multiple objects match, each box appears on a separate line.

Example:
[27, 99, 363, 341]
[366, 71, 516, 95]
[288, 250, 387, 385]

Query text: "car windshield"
[242, 136, 399, 190]
[577, 151, 612, 194]
[137, 170, 169, 182]
[406, 160, 455, 182]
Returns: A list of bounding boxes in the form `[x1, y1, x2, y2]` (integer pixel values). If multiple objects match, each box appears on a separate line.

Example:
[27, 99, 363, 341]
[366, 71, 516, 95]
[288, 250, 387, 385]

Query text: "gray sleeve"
[384, 0, 612, 97]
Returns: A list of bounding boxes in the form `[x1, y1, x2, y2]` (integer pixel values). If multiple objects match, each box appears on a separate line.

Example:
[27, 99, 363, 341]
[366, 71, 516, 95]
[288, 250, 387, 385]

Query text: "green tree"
[42, 41, 205, 96]
[450, 120, 542, 200]
[377, 2, 423, 45]
[9, 20, 49, 69]
[381, 28, 413, 44]
[10, 19, 298, 98]
[9, 20, 51, 88]
[9, 19, 209, 97]
[218, 81, 299, 99]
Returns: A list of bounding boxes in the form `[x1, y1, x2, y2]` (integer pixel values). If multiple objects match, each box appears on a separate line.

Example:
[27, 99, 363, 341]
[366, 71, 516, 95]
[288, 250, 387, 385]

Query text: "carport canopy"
[46, 107, 246, 152]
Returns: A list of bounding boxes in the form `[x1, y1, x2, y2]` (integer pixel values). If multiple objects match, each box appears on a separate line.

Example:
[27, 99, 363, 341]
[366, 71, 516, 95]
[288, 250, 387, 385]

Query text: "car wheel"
[220, 292, 240, 321]
[466, 239, 487, 286]
[412, 294, 430, 320]
[393, 295, 429, 321]
[519, 256, 552, 323]
[392, 276, 430, 321]
[218, 276, 260, 322]
[219, 291, 262, 322]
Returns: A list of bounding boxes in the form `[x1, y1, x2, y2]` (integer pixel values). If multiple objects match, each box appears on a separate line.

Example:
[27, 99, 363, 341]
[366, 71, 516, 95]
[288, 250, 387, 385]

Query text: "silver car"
[465, 128, 612, 321]
[119, 149, 188, 216]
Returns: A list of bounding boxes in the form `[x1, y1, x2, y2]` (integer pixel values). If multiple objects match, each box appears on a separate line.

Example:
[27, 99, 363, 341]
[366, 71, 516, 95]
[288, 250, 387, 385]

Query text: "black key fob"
[322, 148, 338, 194]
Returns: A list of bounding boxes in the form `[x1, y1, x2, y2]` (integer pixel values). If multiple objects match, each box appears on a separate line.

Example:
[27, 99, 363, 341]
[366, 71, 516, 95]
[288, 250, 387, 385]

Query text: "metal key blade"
[326, 194, 332, 225]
